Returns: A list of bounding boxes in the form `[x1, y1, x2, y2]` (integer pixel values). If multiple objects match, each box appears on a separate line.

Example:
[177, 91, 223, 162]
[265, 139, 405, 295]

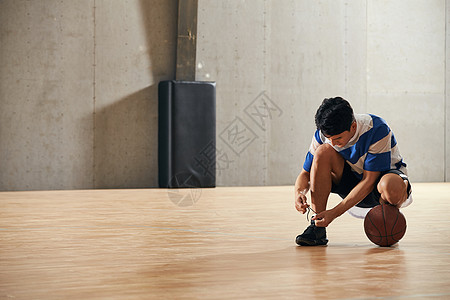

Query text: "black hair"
[315, 97, 354, 136]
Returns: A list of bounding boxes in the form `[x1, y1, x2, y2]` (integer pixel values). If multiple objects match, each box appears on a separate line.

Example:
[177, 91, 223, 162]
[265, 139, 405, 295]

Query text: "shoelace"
[306, 206, 317, 222]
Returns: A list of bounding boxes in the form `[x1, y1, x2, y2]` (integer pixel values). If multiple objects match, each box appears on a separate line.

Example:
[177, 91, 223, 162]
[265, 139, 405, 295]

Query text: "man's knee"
[312, 144, 345, 177]
[377, 173, 407, 206]
[314, 144, 338, 162]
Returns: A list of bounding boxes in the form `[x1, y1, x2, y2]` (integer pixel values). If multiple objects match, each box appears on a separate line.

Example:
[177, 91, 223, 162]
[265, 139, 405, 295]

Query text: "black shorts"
[331, 163, 412, 208]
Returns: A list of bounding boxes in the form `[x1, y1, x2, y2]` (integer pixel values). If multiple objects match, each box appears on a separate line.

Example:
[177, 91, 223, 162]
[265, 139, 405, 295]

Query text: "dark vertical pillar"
[176, 0, 198, 81]
[158, 1, 215, 188]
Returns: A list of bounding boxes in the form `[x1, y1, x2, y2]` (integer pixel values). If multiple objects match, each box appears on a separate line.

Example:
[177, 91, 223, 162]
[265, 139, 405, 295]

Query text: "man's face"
[324, 121, 357, 148]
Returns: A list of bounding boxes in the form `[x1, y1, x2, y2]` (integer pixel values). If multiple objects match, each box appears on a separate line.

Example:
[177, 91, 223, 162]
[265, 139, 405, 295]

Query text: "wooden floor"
[0, 183, 449, 299]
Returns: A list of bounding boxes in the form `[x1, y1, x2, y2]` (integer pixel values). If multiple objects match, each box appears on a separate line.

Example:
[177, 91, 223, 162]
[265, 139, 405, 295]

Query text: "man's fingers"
[296, 203, 308, 214]
[295, 195, 309, 214]
[295, 199, 304, 213]
[300, 203, 309, 214]
[311, 212, 322, 221]
[314, 219, 326, 227]
[312, 213, 327, 227]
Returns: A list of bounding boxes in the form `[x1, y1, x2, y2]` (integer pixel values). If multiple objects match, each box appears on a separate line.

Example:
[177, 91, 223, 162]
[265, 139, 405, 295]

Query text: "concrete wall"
[0, 0, 446, 190]
[93, 0, 177, 188]
[0, 0, 177, 190]
[0, 0, 95, 190]
[197, 0, 446, 185]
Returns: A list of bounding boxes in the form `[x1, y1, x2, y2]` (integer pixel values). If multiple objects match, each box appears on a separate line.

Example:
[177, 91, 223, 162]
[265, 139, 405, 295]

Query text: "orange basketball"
[364, 203, 407, 247]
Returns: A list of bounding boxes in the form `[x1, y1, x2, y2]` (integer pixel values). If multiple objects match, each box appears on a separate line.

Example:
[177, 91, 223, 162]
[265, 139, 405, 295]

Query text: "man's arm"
[313, 169, 380, 227]
[294, 169, 311, 214]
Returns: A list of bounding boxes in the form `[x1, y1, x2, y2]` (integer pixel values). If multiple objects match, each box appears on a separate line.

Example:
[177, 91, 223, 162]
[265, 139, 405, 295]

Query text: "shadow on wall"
[94, 86, 158, 188]
[94, 0, 177, 189]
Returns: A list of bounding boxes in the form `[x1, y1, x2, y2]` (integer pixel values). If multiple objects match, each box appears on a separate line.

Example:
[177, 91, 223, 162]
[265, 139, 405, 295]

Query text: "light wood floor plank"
[0, 183, 449, 299]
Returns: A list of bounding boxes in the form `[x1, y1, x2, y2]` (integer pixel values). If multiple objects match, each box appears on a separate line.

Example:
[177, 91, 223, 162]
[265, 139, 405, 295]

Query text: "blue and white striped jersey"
[303, 114, 407, 179]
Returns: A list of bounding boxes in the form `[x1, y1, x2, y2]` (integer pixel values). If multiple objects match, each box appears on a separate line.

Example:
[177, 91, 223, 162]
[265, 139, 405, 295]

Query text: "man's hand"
[312, 209, 338, 227]
[295, 189, 309, 214]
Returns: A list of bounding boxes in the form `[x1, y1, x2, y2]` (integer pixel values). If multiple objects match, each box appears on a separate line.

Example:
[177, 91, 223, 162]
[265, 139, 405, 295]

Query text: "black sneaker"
[296, 219, 328, 246]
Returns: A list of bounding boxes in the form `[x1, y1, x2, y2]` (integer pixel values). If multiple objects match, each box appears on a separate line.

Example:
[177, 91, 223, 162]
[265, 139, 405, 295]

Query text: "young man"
[295, 97, 412, 246]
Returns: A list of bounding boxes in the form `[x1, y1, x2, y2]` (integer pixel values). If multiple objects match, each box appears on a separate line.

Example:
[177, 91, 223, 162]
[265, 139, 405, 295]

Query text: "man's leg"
[377, 173, 409, 207]
[296, 144, 345, 246]
[310, 144, 345, 213]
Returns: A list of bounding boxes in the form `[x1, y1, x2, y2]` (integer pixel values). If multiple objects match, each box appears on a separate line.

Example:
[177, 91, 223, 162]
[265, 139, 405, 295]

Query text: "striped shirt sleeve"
[364, 123, 392, 172]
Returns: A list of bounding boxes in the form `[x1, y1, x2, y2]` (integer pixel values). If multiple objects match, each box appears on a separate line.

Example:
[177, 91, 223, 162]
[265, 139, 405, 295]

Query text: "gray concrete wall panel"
[447, 0, 450, 181]
[367, 0, 446, 182]
[0, 0, 94, 190]
[93, 0, 177, 188]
